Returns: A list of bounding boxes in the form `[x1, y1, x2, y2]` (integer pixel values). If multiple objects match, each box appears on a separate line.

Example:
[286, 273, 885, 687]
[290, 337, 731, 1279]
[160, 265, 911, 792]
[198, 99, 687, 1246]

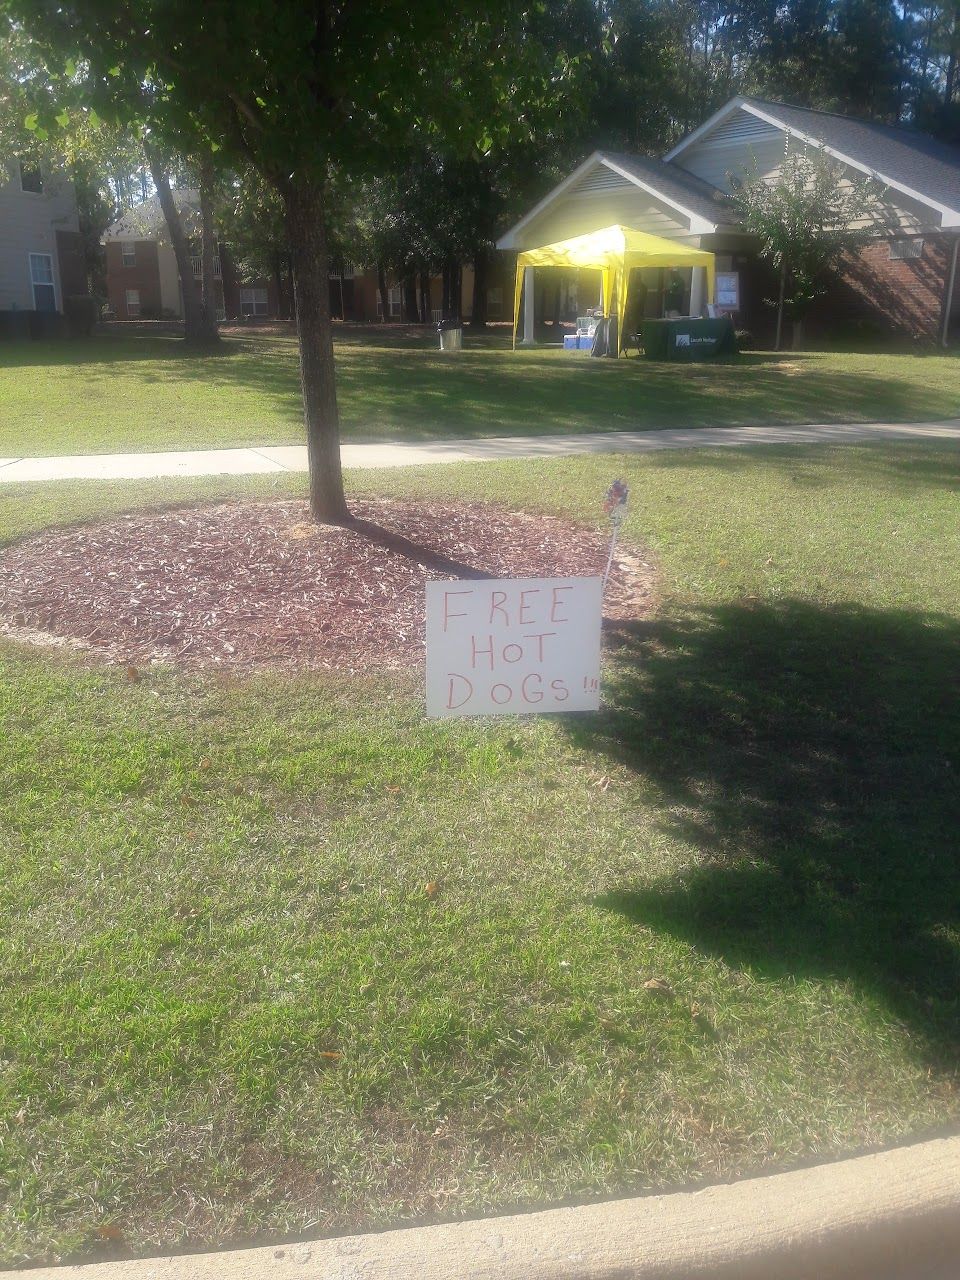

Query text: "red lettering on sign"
[502, 643, 523, 664]
[489, 590, 509, 625]
[443, 590, 473, 633]
[550, 586, 573, 623]
[521, 673, 544, 704]
[522, 631, 557, 662]
[491, 683, 513, 705]
[471, 634, 495, 671]
[519, 588, 541, 625]
[447, 674, 474, 709]
[550, 678, 570, 702]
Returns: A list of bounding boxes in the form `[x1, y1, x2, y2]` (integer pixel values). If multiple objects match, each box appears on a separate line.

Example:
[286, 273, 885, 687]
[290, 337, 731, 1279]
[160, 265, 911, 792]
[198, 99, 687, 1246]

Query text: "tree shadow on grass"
[573, 601, 960, 1067]
[7, 336, 960, 444]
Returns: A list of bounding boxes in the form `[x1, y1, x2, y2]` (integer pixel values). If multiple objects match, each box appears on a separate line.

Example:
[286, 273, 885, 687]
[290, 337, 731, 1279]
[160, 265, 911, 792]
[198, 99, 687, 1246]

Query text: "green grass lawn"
[2, 328, 960, 457]
[1, 441, 959, 1265]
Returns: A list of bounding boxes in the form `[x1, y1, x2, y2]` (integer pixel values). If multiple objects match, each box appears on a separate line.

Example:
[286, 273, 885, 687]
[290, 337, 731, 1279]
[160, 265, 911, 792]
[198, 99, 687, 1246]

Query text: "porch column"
[521, 266, 536, 345]
[689, 266, 706, 317]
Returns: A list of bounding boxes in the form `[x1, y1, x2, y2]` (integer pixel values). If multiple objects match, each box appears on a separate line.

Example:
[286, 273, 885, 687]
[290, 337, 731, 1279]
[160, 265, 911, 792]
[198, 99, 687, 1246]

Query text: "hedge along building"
[499, 96, 960, 345]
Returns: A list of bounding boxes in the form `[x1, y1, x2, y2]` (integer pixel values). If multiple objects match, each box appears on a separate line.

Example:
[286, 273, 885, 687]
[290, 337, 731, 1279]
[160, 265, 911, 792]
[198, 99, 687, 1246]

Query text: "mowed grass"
[3, 327, 960, 456]
[1, 441, 960, 1265]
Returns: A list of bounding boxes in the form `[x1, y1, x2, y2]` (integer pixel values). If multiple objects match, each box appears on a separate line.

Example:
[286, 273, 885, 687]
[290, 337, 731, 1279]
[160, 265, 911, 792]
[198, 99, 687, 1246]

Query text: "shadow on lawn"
[5, 337, 960, 442]
[573, 599, 960, 1066]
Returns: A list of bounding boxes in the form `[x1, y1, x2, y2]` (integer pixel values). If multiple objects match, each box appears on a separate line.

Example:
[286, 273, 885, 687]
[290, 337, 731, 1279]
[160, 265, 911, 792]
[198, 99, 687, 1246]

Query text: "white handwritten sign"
[425, 576, 602, 718]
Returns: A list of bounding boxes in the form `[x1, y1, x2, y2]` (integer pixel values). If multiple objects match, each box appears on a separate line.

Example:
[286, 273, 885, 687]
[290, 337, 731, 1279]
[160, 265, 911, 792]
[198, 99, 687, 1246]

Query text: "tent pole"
[521, 267, 536, 345]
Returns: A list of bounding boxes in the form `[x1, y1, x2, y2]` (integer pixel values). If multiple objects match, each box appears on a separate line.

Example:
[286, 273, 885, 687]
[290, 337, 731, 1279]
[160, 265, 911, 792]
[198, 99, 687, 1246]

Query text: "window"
[377, 286, 402, 318]
[487, 286, 503, 318]
[125, 288, 141, 318]
[240, 287, 269, 317]
[192, 255, 222, 280]
[19, 161, 43, 194]
[29, 253, 56, 311]
[890, 238, 923, 260]
[121, 244, 136, 268]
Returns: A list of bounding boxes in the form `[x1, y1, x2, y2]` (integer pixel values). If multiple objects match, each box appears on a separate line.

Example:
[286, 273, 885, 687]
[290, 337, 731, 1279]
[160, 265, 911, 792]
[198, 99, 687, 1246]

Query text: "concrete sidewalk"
[1, 419, 959, 483]
[12, 1134, 960, 1279]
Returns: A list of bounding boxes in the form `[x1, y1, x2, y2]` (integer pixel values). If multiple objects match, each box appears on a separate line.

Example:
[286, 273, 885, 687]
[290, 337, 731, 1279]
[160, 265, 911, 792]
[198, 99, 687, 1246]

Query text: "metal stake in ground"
[602, 479, 629, 591]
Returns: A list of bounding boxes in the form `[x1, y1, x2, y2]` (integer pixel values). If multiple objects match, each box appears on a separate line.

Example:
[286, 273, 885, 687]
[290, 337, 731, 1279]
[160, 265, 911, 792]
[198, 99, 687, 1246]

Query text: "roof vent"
[571, 165, 638, 195]
[701, 109, 780, 148]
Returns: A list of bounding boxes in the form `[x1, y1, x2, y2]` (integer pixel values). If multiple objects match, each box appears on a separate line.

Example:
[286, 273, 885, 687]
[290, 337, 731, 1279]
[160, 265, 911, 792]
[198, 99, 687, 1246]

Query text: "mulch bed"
[0, 499, 656, 673]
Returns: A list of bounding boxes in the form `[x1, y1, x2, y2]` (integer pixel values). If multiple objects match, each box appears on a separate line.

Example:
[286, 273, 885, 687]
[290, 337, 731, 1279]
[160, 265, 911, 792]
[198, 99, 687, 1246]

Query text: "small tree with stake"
[3, 0, 570, 524]
[731, 140, 885, 350]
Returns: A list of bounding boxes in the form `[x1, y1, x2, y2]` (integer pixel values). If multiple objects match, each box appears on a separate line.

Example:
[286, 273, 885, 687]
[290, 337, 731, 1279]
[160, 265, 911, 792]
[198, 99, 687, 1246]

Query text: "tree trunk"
[774, 261, 786, 351]
[441, 260, 452, 319]
[283, 174, 349, 524]
[791, 317, 804, 350]
[146, 147, 209, 346]
[402, 270, 418, 323]
[198, 154, 221, 345]
[419, 271, 431, 326]
[945, 10, 959, 109]
[286, 254, 296, 325]
[376, 262, 390, 322]
[272, 251, 286, 320]
[454, 262, 463, 323]
[469, 248, 488, 330]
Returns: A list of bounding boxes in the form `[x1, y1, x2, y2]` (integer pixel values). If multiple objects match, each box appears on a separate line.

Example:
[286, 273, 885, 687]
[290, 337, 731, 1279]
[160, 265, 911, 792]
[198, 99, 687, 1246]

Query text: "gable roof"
[666, 96, 960, 226]
[102, 189, 201, 242]
[598, 152, 733, 224]
[496, 151, 731, 249]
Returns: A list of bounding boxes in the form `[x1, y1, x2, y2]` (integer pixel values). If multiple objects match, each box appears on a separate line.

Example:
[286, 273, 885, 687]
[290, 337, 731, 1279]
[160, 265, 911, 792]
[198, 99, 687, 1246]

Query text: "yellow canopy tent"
[512, 224, 717, 354]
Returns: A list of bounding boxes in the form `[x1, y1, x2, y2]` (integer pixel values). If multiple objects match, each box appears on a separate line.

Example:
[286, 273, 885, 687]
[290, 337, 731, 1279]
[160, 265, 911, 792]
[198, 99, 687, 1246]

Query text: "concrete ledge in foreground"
[14, 1134, 960, 1279]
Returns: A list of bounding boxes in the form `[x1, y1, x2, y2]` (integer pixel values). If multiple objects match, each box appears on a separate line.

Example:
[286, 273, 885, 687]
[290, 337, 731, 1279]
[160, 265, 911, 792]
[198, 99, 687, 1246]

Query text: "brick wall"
[730, 235, 951, 344]
[834, 235, 949, 340]
[105, 240, 163, 318]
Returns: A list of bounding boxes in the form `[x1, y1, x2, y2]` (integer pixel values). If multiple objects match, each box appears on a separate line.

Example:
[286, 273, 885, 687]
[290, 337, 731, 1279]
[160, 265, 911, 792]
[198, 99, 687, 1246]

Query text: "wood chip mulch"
[0, 499, 656, 673]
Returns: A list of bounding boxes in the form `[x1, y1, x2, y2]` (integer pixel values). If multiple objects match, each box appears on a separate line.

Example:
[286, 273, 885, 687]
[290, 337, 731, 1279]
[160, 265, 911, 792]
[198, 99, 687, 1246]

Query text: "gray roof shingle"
[740, 98, 960, 215]
[598, 151, 734, 225]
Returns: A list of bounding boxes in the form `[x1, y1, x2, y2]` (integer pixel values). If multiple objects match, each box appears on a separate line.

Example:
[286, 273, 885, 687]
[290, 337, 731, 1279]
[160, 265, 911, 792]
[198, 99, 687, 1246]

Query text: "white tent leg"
[690, 266, 705, 317]
[521, 267, 536, 345]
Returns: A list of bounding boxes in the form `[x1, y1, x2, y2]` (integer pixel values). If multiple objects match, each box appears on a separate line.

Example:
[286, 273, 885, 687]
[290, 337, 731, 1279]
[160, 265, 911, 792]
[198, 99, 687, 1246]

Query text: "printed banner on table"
[425, 576, 602, 718]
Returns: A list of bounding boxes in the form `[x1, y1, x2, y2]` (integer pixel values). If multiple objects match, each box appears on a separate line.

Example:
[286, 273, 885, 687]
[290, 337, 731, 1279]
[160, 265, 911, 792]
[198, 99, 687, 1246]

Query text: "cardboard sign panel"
[426, 576, 602, 718]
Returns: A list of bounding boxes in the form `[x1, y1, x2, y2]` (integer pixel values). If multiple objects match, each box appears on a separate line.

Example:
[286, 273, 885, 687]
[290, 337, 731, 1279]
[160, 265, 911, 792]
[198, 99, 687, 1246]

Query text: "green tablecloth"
[639, 316, 737, 360]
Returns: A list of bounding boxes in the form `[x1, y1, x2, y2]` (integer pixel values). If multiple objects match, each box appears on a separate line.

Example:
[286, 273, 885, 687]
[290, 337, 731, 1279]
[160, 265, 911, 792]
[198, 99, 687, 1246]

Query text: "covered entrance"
[511, 225, 716, 356]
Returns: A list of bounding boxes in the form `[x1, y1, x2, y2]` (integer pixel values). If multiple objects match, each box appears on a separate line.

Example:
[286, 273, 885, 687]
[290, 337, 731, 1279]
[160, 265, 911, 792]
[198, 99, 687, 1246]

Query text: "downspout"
[941, 235, 959, 347]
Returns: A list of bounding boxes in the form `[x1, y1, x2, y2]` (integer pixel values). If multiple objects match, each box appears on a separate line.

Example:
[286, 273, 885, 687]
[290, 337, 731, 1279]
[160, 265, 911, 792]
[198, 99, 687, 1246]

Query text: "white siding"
[157, 243, 183, 317]
[516, 188, 694, 249]
[675, 110, 785, 192]
[675, 110, 939, 234]
[0, 161, 79, 310]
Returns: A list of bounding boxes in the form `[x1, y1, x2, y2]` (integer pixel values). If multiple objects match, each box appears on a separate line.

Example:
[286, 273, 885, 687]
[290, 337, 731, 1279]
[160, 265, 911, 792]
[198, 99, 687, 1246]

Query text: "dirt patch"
[0, 499, 656, 673]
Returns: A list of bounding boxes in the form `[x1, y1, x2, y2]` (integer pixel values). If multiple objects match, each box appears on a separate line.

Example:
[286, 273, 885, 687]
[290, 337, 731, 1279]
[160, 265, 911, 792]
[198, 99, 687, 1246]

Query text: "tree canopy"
[4, 0, 960, 511]
[732, 141, 885, 347]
